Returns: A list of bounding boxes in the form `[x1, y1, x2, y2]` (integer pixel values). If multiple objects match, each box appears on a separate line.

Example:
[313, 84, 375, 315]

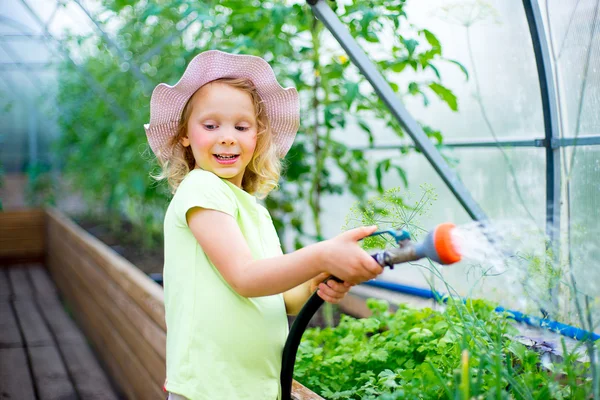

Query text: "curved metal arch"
[521, 0, 561, 249]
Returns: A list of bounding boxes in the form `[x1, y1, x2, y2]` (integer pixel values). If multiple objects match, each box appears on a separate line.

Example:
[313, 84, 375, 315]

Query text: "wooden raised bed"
[1, 208, 322, 400]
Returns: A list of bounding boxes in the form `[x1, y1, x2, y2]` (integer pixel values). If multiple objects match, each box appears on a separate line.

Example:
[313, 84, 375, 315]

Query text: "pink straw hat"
[144, 50, 300, 160]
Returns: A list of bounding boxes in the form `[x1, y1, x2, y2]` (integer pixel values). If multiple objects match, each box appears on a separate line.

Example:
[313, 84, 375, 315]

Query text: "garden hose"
[280, 223, 461, 399]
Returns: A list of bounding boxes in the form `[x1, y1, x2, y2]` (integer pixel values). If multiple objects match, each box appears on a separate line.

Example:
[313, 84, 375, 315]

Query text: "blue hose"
[363, 280, 600, 342]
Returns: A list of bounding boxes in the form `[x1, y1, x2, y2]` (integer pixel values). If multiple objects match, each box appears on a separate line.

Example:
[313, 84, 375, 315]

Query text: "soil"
[75, 216, 164, 275]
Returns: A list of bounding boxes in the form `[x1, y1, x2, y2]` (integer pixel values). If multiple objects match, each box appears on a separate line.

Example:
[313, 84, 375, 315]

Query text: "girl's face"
[181, 82, 258, 188]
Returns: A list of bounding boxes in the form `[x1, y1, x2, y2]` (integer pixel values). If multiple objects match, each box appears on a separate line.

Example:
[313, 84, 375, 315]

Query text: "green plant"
[295, 298, 596, 399]
[25, 162, 56, 208]
[55, 0, 463, 252]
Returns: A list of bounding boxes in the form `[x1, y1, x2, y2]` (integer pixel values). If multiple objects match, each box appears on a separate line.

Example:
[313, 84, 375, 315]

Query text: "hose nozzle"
[415, 222, 461, 265]
[372, 223, 461, 267]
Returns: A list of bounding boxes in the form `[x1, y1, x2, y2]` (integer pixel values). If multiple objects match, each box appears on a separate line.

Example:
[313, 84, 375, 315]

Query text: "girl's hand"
[317, 226, 384, 285]
[309, 273, 354, 304]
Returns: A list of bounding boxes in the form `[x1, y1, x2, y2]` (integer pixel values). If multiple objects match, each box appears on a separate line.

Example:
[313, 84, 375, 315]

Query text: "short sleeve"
[173, 170, 238, 227]
[256, 204, 283, 257]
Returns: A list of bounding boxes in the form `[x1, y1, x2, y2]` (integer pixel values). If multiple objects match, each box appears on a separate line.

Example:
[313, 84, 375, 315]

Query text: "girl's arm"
[186, 207, 381, 298]
[283, 276, 353, 316]
[283, 281, 312, 315]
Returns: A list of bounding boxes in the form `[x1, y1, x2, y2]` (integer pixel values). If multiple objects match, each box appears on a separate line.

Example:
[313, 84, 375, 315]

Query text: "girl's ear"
[181, 135, 190, 147]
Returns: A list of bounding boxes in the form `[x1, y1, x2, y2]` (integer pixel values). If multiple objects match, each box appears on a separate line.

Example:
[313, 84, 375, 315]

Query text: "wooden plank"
[0, 268, 10, 301]
[48, 251, 134, 400]
[36, 293, 87, 346]
[51, 234, 166, 384]
[46, 208, 166, 330]
[28, 265, 87, 345]
[0, 302, 22, 348]
[0, 238, 44, 250]
[0, 255, 45, 267]
[0, 209, 45, 228]
[50, 250, 164, 400]
[0, 347, 36, 399]
[28, 265, 57, 298]
[292, 380, 325, 400]
[29, 345, 77, 400]
[0, 268, 23, 348]
[61, 342, 119, 400]
[13, 299, 53, 347]
[29, 262, 116, 399]
[8, 266, 33, 299]
[28, 262, 117, 399]
[0, 209, 45, 261]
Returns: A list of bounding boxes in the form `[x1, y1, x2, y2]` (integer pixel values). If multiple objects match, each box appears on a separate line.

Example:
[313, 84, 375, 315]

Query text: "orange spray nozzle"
[433, 223, 461, 264]
[413, 222, 462, 265]
[369, 223, 462, 268]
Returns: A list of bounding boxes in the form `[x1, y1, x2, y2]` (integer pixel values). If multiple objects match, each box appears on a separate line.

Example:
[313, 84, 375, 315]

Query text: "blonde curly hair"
[151, 78, 281, 199]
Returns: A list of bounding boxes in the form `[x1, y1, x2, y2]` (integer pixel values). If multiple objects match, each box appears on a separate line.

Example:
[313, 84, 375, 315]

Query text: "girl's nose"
[220, 136, 236, 145]
[219, 132, 237, 145]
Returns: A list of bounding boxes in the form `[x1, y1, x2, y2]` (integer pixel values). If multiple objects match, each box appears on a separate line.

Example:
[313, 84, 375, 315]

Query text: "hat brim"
[144, 50, 299, 160]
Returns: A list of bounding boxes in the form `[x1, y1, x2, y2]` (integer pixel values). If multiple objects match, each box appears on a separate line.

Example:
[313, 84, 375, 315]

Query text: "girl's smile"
[213, 154, 240, 164]
[181, 82, 258, 187]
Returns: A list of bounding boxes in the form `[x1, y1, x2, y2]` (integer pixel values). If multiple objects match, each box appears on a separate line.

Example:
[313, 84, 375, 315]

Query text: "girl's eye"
[204, 124, 217, 130]
[235, 126, 249, 132]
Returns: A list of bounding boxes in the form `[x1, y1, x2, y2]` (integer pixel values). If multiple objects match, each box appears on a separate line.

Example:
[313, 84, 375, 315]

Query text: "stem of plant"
[460, 349, 470, 400]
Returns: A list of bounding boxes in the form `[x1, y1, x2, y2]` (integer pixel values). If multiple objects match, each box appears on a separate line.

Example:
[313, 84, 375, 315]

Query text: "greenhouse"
[0, 0, 598, 399]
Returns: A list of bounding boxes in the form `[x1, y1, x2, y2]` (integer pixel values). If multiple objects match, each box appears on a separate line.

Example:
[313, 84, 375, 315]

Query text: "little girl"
[145, 50, 383, 400]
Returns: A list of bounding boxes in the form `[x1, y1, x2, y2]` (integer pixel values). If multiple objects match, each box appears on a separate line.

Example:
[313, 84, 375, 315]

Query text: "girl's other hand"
[317, 226, 384, 285]
[309, 273, 353, 304]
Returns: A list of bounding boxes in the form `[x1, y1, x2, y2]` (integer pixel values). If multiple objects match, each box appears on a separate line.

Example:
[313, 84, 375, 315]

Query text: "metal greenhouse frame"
[307, 0, 600, 251]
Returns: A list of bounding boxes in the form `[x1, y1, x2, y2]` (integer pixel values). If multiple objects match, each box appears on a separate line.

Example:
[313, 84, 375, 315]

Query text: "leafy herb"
[295, 299, 596, 399]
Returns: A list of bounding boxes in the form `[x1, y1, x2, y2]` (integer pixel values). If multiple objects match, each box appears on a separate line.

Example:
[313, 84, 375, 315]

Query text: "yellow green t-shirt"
[163, 168, 289, 400]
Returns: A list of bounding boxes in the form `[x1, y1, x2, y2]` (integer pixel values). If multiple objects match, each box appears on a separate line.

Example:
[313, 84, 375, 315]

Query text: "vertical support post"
[307, 0, 487, 221]
[521, 0, 561, 252]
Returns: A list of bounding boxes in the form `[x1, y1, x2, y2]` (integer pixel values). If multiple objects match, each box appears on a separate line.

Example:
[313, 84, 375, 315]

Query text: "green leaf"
[408, 82, 419, 95]
[375, 163, 384, 193]
[428, 63, 441, 80]
[422, 29, 441, 54]
[343, 81, 359, 108]
[507, 341, 527, 361]
[393, 165, 409, 187]
[402, 38, 419, 56]
[423, 125, 443, 144]
[429, 82, 458, 111]
[357, 118, 374, 146]
[112, 0, 137, 12]
[364, 30, 379, 43]
[448, 59, 469, 80]
[390, 59, 408, 73]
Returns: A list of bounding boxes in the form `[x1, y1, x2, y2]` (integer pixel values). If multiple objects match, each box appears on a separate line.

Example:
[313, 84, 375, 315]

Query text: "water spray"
[280, 223, 462, 399]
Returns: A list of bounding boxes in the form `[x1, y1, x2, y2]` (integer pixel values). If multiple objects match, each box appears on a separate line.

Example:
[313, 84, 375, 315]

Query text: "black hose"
[280, 252, 397, 399]
[280, 277, 341, 399]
